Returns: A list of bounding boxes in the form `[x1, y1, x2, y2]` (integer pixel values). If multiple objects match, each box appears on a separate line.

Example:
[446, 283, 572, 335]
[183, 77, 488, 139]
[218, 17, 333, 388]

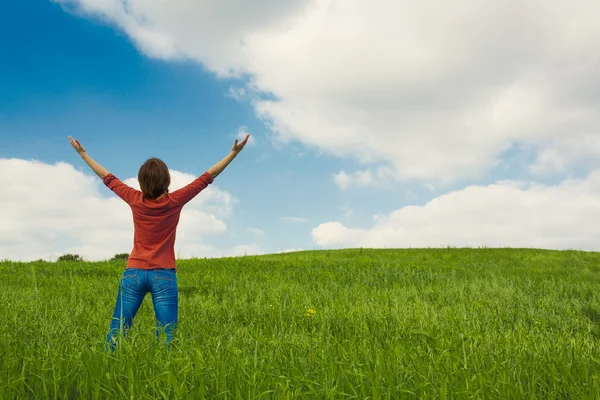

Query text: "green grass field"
[2, 248, 600, 399]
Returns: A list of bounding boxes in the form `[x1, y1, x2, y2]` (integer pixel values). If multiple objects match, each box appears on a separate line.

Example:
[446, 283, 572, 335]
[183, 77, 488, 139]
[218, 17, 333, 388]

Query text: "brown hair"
[138, 158, 170, 200]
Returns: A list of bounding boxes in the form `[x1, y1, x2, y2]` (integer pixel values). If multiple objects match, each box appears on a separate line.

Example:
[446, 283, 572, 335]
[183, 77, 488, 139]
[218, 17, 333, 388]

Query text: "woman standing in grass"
[68, 134, 250, 350]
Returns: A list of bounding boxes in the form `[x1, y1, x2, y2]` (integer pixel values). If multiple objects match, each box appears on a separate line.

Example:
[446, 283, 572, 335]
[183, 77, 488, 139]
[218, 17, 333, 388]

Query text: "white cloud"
[333, 166, 394, 190]
[340, 202, 353, 218]
[333, 170, 372, 190]
[55, 0, 308, 75]
[281, 216, 308, 223]
[255, 154, 268, 163]
[405, 190, 418, 200]
[55, 0, 600, 184]
[529, 134, 600, 176]
[247, 227, 266, 237]
[529, 148, 567, 176]
[228, 87, 246, 101]
[313, 170, 600, 250]
[0, 159, 253, 261]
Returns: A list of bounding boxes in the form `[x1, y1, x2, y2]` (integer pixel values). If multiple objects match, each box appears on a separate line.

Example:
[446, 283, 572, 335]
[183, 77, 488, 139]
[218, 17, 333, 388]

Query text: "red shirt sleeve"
[103, 173, 140, 205]
[170, 172, 214, 206]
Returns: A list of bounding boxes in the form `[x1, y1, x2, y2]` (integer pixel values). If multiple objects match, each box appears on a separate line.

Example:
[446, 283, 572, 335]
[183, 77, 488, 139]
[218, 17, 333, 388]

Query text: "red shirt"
[103, 171, 214, 270]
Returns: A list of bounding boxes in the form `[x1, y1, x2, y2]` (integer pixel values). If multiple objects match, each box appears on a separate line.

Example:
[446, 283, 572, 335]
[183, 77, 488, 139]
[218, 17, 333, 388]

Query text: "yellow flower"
[304, 308, 316, 317]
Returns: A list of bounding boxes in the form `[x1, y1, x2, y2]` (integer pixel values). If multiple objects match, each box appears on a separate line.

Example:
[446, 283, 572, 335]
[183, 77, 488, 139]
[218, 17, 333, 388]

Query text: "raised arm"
[207, 134, 250, 178]
[69, 136, 108, 179]
[69, 136, 139, 204]
[170, 134, 250, 206]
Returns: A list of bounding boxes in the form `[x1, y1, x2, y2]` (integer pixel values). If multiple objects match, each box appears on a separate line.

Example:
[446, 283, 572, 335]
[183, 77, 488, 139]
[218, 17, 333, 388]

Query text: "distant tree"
[57, 254, 83, 262]
[111, 253, 129, 261]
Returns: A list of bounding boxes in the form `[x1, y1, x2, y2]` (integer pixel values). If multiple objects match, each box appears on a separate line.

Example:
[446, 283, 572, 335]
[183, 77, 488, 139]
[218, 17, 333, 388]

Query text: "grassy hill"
[2, 248, 600, 398]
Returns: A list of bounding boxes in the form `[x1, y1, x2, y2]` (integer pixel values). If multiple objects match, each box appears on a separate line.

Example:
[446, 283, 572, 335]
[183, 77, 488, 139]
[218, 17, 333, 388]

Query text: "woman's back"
[103, 172, 214, 269]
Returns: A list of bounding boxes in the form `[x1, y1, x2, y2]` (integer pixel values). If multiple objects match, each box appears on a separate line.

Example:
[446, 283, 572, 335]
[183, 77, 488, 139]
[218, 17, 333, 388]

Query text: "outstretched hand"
[232, 134, 250, 153]
[68, 136, 109, 179]
[69, 136, 87, 155]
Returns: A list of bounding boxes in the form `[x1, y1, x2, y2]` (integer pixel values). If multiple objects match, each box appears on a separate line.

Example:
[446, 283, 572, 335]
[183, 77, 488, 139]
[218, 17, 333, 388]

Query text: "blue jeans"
[105, 268, 178, 351]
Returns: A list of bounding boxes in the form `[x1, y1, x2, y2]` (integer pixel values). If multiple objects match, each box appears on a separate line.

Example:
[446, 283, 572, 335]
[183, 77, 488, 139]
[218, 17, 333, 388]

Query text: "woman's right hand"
[69, 136, 87, 155]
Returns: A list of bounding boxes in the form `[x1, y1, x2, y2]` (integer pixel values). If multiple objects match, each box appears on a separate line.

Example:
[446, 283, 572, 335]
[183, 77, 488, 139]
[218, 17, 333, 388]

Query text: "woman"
[68, 134, 250, 350]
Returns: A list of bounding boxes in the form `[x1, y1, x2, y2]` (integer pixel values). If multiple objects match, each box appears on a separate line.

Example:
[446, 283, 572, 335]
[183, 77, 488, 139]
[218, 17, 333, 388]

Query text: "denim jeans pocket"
[153, 269, 175, 291]
[121, 269, 138, 289]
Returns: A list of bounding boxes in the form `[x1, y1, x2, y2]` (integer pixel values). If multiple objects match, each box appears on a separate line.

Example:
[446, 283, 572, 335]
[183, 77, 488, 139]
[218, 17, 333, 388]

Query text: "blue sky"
[2, 0, 600, 260]
[0, 0, 423, 255]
